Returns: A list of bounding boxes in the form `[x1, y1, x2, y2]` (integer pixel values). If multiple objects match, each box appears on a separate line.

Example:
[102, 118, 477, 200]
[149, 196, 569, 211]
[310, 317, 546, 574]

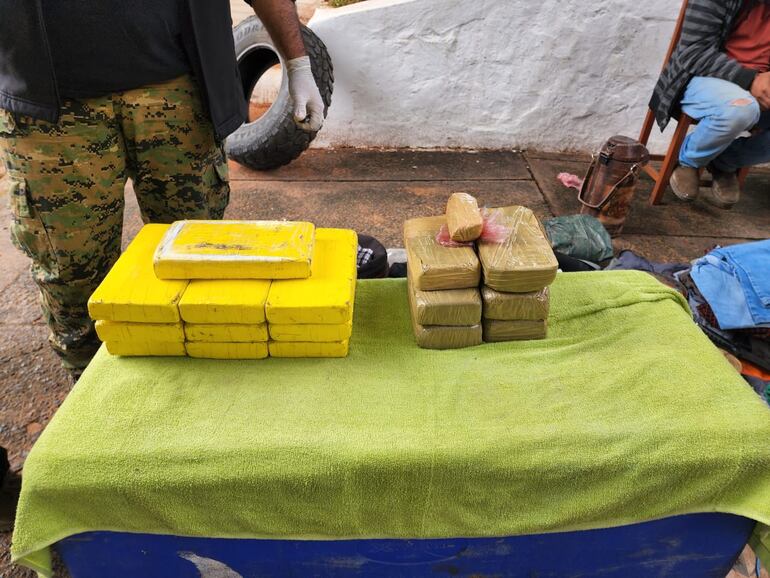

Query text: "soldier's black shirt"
[42, 0, 192, 98]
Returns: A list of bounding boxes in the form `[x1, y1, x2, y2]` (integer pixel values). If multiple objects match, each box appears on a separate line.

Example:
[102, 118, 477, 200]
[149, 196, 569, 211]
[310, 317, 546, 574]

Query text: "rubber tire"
[226, 17, 334, 171]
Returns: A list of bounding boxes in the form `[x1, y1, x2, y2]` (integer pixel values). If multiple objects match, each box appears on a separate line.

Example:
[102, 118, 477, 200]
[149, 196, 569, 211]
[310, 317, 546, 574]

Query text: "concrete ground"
[0, 149, 768, 577]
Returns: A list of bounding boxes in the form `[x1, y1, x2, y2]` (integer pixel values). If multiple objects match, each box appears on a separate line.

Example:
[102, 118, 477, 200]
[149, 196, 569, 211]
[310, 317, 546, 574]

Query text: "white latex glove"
[286, 56, 325, 132]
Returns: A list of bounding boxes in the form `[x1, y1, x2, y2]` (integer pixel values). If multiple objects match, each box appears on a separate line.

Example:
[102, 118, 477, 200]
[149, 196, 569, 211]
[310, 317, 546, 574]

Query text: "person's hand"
[286, 56, 325, 132]
[750, 72, 770, 110]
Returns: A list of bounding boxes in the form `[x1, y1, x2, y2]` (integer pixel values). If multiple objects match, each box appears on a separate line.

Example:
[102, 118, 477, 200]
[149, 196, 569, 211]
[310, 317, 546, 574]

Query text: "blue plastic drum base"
[56, 513, 755, 578]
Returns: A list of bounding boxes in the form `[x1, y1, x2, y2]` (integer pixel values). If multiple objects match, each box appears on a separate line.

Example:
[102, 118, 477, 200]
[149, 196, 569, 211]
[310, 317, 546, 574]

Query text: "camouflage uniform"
[0, 75, 230, 369]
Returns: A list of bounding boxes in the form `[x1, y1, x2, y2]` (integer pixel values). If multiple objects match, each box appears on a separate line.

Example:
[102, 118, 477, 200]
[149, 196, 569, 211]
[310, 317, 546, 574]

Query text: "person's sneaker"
[670, 166, 701, 202]
[708, 168, 741, 209]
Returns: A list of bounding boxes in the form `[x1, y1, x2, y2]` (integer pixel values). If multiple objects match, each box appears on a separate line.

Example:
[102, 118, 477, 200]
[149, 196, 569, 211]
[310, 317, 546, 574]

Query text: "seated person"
[650, 0, 770, 209]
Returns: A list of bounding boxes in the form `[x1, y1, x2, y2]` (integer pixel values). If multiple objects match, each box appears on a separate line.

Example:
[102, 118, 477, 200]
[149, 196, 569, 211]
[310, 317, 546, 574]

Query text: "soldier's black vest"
[0, 0, 248, 141]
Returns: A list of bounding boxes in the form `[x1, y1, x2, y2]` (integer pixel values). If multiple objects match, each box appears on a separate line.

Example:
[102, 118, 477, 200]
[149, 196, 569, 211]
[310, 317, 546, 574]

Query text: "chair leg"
[649, 116, 692, 205]
[639, 108, 656, 147]
[738, 167, 750, 188]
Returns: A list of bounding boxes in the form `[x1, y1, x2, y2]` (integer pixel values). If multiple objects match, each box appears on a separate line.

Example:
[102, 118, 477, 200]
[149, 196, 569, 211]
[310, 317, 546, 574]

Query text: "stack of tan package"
[404, 215, 482, 349]
[478, 206, 558, 342]
[405, 197, 558, 350]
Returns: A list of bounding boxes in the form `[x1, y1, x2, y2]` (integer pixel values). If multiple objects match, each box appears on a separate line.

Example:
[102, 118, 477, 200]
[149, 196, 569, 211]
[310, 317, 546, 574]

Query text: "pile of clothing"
[677, 239, 770, 396]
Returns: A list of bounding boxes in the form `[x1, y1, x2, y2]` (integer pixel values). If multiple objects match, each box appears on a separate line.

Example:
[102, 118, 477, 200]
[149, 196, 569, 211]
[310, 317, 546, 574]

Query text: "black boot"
[0, 447, 21, 532]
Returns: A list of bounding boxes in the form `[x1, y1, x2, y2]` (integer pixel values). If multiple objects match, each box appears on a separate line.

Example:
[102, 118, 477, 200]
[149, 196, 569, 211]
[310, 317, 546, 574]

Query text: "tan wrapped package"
[404, 216, 480, 291]
[408, 278, 482, 349]
[477, 206, 558, 293]
[447, 193, 483, 242]
[408, 270, 481, 326]
[412, 320, 483, 350]
[483, 319, 547, 342]
[482, 286, 550, 321]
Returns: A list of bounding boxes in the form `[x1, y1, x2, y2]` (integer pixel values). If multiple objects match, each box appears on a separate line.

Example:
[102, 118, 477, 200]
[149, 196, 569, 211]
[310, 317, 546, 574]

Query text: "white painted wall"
[309, 0, 680, 153]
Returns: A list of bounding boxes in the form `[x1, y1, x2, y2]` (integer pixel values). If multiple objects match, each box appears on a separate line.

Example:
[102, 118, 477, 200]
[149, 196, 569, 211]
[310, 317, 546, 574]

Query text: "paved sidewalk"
[1, 149, 767, 577]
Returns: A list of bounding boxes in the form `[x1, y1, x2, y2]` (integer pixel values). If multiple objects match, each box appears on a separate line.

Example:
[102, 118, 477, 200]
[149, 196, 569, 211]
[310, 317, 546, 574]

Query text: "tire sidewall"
[226, 17, 333, 171]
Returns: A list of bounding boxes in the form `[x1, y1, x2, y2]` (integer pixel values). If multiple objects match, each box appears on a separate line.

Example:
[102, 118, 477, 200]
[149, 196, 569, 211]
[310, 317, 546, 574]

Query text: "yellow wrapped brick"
[404, 216, 480, 291]
[154, 220, 315, 280]
[483, 319, 548, 342]
[269, 322, 353, 343]
[95, 321, 185, 343]
[105, 341, 186, 357]
[266, 228, 357, 325]
[179, 280, 271, 324]
[482, 286, 550, 321]
[185, 324, 268, 343]
[88, 225, 188, 323]
[409, 270, 481, 326]
[447, 192, 484, 242]
[477, 206, 558, 293]
[186, 342, 269, 360]
[269, 340, 350, 358]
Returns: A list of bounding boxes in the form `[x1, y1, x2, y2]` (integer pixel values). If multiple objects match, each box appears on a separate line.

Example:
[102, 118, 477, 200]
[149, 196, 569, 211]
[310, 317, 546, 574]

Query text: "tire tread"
[226, 19, 334, 171]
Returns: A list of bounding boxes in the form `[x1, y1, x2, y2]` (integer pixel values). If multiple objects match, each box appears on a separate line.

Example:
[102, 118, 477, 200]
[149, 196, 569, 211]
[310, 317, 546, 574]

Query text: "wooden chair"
[639, 0, 750, 205]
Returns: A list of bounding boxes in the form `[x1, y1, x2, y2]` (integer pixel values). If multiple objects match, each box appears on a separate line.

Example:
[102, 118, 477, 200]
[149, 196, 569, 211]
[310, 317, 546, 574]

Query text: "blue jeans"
[679, 76, 770, 172]
[690, 239, 770, 330]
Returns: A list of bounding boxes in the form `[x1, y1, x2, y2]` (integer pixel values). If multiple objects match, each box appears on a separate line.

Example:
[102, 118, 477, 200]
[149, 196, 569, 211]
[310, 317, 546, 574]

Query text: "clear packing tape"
[409, 271, 482, 326]
[435, 208, 510, 248]
[408, 276, 483, 349]
[477, 206, 558, 293]
[446, 192, 484, 242]
[482, 286, 550, 321]
[483, 319, 548, 342]
[404, 216, 480, 291]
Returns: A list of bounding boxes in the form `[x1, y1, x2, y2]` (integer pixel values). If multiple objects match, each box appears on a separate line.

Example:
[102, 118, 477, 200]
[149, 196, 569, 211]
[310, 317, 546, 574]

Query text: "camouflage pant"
[0, 75, 230, 369]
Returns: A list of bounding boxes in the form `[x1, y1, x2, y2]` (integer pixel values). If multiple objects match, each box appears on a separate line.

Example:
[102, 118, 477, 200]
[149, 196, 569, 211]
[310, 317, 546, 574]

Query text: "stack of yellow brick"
[179, 279, 272, 360]
[88, 223, 357, 359]
[266, 229, 357, 358]
[89, 225, 189, 357]
[477, 206, 558, 342]
[404, 216, 483, 350]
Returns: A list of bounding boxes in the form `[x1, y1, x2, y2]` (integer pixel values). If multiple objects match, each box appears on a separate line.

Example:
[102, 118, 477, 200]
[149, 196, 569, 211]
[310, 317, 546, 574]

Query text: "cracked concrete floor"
[1, 149, 768, 577]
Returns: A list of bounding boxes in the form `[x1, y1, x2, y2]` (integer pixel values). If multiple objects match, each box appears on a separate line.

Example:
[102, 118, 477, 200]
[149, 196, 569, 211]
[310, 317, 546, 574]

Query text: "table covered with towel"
[11, 272, 770, 576]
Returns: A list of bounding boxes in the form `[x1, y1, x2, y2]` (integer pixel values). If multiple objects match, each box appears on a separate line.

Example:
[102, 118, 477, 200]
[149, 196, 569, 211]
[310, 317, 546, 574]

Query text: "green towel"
[13, 272, 770, 576]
